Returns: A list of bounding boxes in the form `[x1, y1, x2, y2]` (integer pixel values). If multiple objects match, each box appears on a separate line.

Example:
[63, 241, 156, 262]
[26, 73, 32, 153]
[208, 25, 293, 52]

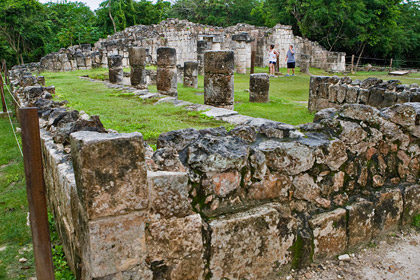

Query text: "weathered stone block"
[209, 204, 297, 279]
[367, 87, 385, 108]
[345, 86, 359, 103]
[346, 199, 375, 249]
[402, 184, 420, 225]
[128, 47, 147, 67]
[157, 67, 177, 97]
[107, 54, 123, 69]
[147, 214, 205, 280]
[257, 140, 315, 175]
[109, 69, 123, 84]
[336, 84, 347, 103]
[249, 73, 270, 103]
[204, 73, 234, 108]
[130, 67, 147, 89]
[157, 128, 200, 152]
[87, 212, 150, 279]
[309, 208, 347, 261]
[147, 171, 191, 218]
[373, 188, 403, 236]
[157, 47, 177, 67]
[183, 61, 198, 88]
[70, 131, 148, 219]
[204, 50, 234, 75]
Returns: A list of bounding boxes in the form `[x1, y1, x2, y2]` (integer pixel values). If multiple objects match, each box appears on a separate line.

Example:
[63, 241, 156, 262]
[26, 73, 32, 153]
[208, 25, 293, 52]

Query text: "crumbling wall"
[309, 76, 420, 112]
[9, 67, 420, 280]
[38, 18, 345, 73]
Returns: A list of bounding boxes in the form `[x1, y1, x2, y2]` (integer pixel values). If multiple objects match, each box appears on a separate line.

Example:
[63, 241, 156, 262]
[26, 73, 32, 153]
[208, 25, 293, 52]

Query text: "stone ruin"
[37, 18, 345, 75]
[9, 64, 420, 279]
[308, 76, 420, 112]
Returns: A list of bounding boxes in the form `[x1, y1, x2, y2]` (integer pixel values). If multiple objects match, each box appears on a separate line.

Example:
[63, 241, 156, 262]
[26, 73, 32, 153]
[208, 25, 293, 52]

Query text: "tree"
[0, 0, 50, 64]
[44, 1, 101, 52]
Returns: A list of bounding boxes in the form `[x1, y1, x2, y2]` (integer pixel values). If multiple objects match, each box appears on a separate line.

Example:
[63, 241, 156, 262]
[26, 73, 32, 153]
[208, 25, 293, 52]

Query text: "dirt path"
[285, 228, 420, 280]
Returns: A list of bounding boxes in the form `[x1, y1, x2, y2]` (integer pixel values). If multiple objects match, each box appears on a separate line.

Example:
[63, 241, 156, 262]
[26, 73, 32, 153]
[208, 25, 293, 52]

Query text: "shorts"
[269, 61, 276, 65]
[287, 62, 295, 69]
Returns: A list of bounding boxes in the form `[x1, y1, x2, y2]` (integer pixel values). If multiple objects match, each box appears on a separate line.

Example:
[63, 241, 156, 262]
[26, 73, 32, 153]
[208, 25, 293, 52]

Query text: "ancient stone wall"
[309, 76, 420, 112]
[37, 19, 345, 74]
[9, 67, 420, 279]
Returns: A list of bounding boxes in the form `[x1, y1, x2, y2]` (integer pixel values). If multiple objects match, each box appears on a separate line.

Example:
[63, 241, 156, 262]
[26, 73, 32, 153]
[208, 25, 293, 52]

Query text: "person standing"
[285, 45, 295, 76]
[268, 44, 279, 77]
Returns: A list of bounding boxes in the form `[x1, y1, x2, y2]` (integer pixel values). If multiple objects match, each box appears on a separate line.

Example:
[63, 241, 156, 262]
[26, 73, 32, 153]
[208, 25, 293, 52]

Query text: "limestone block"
[157, 47, 177, 67]
[130, 67, 147, 89]
[157, 128, 200, 152]
[70, 131, 148, 220]
[209, 204, 297, 279]
[204, 50, 234, 75]
[403, 184, 420, 225]
[257, 140, 315, 175]
[309, 208, 347, 261]
[367, 87, 385, 108]
[86, 212, 151, 279]
[336, 84, 347, 103]
[128, 47, 147, 67]
[249, 73, 270, 103]
[187, 135, 249, 173]
[157, 67, 177, 97]
[147, 171, 191, 218]
[373, 188, 403, 236]
[147, 214, 205, 280]
[346, 199, 375, 249]
[204, 73, 234, 109]
[183, 61, 198, 88]
[345, 86, 359, 103]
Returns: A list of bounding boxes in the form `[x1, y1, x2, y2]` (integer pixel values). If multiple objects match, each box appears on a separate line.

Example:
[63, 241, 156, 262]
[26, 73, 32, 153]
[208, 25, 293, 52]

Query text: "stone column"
[183, 61, 198, 88]
[300, 54, 310, 74]
[249, 73, 270, 103]
[129, 47, 147, 90]
[204, 50, 234, 110]
[157, 47, 177, 97]
[108, 54, 123, 84]
[197, 40, 208, 75]
[232, 33, 251, 74]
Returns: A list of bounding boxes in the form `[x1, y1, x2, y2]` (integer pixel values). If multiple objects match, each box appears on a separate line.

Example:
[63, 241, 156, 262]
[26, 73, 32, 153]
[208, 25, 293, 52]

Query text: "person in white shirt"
[268, 44, 279, 77]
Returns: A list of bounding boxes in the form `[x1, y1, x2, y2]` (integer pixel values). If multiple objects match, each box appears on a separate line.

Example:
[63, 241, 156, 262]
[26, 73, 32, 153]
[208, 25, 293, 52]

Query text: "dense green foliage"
[1, 0, 420, 68]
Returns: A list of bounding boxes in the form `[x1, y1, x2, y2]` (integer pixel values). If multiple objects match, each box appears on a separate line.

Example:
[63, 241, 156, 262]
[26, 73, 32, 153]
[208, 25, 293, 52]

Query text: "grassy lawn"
[42, 69, 231, 146]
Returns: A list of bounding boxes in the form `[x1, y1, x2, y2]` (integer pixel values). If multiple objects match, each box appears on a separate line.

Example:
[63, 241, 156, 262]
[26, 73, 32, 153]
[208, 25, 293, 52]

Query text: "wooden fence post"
[389, 58, 393, 72]
[0, 72, 7, 113]
[351, 55, 355, 74]
[19, 107, 55, 280]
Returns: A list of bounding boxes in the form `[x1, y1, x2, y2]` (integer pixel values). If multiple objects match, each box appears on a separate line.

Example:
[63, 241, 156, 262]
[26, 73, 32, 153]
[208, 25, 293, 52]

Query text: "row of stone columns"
[109, 48, 270, 110]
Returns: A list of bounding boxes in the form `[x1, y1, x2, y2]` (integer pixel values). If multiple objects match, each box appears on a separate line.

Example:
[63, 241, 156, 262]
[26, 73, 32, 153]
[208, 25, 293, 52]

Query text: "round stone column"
[197, 41, 207, 75]
[204, 50, 234, 110]
[157, 47, 177, 97]
[183, 61, 198, 88]
[129, 47, 147, 90]
[108, 55, 123, 84]
[249, 73, 270, 103]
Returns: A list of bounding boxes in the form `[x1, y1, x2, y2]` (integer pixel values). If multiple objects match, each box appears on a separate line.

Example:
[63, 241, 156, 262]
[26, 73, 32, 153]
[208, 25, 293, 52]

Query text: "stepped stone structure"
[204, 51, 235, 110]
[157, 47, 178, 97]
[249, 73, 270, 102]
[128, 47, 148, 89]
[309, 76, 420, 112]
[107, 55, 123, 84]
[183, 61, 198, 88]
[9, 62, 420, 279]
[37, 19, 345, 74]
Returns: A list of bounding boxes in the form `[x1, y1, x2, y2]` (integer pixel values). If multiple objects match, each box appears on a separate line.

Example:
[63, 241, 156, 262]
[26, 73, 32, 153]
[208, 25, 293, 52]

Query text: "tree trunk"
[109, 0, 117, 34]
[20, 53, 24, 65]
[355, 42, 366, 72]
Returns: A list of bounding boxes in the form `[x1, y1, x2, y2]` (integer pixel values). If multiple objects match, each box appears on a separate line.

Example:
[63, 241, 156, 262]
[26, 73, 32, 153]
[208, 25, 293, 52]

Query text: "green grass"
[42, 68, 230, 144]
[413, 214, 420, 229]
[74, 66, 420, 128]
[0, 89, 74, 279]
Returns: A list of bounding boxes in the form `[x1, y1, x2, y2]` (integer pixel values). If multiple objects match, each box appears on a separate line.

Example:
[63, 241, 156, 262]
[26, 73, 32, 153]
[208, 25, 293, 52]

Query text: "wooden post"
[1, 60, 7, 84]
[389, 58, 393, 72]
[351, 55, 355, 74]
[19, 107, 55, 280]
[0, 72, 7, 113]
[250, 50, 255, 74]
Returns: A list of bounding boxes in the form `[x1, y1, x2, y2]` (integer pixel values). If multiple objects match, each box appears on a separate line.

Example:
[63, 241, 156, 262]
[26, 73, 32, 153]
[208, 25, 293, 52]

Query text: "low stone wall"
[36, 18, 345, 74]
[9, 67, 420, 279]
[308, 76, 420, 112]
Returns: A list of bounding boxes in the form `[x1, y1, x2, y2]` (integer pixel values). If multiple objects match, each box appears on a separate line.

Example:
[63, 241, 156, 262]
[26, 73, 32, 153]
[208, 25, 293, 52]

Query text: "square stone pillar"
[129, 47, 148, 90]
[157, 47, 178, 97]
[107, 54, 123, 84]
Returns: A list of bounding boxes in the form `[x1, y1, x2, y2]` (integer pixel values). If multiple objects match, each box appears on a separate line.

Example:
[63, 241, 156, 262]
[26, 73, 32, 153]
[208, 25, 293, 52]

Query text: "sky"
[38, 0, 105, 11]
